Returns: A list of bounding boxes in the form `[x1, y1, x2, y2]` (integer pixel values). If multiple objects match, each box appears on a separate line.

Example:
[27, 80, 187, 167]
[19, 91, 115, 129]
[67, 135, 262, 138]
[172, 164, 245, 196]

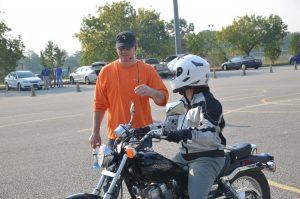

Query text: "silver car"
[69, 62, 106, 84]
[4, 70, 44, 91]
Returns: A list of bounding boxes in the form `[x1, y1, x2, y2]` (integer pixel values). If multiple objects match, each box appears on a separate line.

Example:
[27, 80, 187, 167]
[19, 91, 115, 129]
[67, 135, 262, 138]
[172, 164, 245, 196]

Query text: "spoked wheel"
[230, 170, 270, 199]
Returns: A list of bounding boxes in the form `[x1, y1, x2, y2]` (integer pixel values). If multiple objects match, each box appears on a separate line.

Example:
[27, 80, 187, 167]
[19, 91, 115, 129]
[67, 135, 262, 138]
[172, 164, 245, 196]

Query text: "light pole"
[173, 0, 182, 54]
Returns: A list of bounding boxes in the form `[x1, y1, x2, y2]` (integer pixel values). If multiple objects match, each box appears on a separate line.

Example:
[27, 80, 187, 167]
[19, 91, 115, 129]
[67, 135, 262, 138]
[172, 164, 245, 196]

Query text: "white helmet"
[168, 54, 210, 93]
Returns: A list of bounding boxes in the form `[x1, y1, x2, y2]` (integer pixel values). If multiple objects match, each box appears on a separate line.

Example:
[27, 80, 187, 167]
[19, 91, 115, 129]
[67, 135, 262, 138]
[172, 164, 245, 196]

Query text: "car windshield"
[17, 71, 35, 78]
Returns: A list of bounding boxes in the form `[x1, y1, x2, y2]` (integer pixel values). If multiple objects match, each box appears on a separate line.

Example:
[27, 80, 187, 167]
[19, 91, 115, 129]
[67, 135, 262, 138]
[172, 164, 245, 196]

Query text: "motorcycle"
[67, 102, 276, 199]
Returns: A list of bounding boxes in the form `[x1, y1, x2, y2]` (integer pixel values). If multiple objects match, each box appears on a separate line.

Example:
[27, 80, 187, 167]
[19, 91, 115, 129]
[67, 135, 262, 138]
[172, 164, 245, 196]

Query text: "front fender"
[66, 193, 100, 199]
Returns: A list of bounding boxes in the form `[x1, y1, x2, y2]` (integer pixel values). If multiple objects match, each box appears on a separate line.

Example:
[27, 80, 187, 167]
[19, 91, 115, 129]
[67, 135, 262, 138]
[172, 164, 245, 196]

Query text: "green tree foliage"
[40, 41, 68, 79]
[77, 1, 136, 64]
[217, 15, 265, 56]
[0, 19, 25, 81]
[65, 51, 81, 72]
[135, 8, 170, 59]
[262, 15, 287, 64]
[40, 41, 67, 67]
[19, 50, 43, 73]
[288, 33, 300, 55]
[165, 18, 194, 52]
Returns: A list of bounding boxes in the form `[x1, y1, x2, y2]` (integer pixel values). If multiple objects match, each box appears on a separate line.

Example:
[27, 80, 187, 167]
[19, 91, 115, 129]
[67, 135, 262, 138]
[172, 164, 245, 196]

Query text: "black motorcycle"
[67, 102, 276, 199]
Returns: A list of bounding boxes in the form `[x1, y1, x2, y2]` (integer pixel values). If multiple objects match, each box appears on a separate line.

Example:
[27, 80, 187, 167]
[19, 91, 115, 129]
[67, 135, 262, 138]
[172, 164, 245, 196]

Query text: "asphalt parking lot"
[0, 65, 300, 199]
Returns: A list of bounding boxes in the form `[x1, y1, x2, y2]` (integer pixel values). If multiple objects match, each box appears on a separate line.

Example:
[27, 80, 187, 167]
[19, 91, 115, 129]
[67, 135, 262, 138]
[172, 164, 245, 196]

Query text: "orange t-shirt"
[94, 60, 169, 139]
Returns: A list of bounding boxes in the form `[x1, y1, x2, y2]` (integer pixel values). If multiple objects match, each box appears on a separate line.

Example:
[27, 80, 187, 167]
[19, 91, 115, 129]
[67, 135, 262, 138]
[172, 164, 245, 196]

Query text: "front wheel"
[230, 170, 270, 199]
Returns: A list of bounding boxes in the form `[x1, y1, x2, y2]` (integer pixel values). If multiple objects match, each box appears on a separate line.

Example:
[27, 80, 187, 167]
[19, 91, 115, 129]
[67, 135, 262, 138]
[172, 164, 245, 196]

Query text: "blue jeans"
[173, 152, 225, 199]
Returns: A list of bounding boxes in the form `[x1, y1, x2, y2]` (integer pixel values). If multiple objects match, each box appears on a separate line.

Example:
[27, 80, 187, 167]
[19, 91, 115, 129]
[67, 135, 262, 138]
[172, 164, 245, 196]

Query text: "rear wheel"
[230, 170, 270, 199]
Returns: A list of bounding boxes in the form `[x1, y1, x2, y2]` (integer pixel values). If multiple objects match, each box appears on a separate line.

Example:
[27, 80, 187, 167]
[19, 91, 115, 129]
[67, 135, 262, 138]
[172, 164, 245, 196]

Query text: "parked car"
[160, 54, 185, 66]
[221, 56, 262, 70]
[4, 70, 44, 91]
[142, 58, 172, 78]
[289, 54, 300, 64]
[69, 62, 106, 84]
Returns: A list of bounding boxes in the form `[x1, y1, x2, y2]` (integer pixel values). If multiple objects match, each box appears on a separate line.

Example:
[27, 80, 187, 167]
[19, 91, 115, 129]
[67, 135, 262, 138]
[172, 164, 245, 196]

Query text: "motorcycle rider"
[162, 54, 226, 199]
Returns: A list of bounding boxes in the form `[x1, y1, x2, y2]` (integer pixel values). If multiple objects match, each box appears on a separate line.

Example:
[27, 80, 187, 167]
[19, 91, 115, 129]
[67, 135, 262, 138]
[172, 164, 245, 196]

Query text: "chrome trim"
[266, 161, 276, 172]
[250, 144, 257, 155]
[221, 163, 259, 181]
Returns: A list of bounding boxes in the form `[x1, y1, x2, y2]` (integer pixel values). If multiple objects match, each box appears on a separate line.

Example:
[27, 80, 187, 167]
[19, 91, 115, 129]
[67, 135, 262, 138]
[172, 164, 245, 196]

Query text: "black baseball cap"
[115, 31, 136, 48]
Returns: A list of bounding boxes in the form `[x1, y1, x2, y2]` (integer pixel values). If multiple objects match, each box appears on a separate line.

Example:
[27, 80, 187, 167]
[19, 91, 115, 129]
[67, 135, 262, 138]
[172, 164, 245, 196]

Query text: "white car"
[69, 62, 106, 84]
[4, 70, 44, 91]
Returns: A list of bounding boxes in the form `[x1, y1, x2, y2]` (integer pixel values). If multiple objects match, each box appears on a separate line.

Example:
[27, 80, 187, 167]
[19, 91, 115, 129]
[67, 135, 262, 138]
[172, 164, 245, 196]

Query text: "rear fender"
[66, 193, 100, 199]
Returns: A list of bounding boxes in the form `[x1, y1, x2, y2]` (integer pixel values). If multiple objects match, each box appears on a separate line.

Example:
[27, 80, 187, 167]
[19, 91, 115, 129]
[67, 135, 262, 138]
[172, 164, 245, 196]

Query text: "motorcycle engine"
[132, 183, 173, 199]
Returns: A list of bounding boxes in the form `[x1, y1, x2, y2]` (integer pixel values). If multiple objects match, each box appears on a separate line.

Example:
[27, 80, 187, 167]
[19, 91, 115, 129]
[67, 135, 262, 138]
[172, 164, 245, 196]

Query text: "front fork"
[92, 154, 128, 199]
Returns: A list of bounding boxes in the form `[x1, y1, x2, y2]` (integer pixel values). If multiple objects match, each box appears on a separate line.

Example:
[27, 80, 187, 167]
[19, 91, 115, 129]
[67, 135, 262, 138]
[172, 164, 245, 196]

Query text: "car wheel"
[85, 77, 90, 85]
[5, 83, 9, 91]
[70, 77, 74, 84]
[18, 83, 22, 91]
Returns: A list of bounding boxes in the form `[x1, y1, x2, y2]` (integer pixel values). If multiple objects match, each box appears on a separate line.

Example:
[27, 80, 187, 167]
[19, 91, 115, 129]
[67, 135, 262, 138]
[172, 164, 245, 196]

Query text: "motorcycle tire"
[229, 170, 270, 199]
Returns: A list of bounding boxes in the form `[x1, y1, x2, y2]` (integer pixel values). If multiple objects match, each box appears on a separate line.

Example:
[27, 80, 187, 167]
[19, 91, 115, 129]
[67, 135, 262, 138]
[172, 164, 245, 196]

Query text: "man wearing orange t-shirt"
[89, 31, 169, 149]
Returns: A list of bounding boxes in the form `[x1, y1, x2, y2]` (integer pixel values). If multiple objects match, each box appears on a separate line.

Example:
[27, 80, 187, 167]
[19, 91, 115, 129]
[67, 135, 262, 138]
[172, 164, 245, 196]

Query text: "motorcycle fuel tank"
[133, 151, 187, 183]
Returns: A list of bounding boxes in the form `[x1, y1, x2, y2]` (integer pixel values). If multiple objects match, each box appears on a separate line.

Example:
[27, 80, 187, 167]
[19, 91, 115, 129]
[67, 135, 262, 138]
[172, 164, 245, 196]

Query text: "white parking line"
[0, 114, 82, 129]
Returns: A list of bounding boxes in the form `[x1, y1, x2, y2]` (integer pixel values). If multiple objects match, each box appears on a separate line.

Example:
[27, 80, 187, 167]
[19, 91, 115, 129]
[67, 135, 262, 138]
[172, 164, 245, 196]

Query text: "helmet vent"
[183, 77, 190, 82]
[176, 67, 183, 77]
[192, 61, 204, 67]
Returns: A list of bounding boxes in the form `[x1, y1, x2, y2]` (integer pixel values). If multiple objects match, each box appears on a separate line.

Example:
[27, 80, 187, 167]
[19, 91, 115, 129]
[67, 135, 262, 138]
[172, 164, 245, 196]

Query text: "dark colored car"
[289, 54, 300, 64]
[221, 56, 262, 71]
[160, 54, 185, 66]
[142, 58, 172, 78]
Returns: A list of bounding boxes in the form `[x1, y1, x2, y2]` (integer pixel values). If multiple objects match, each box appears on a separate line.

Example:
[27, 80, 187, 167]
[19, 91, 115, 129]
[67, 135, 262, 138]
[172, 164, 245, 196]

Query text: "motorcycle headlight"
[97, 145, 113, 168]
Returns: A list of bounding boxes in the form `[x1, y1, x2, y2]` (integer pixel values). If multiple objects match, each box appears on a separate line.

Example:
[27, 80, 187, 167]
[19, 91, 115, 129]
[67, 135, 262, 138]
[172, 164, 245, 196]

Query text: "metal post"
[173, 0, 182, 54]
[76, 82, 81, 92]
[31, 85, 36, 97]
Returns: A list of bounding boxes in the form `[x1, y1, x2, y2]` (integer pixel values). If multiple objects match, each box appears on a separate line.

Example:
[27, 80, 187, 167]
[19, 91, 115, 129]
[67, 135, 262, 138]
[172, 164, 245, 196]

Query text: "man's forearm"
[150, 90, 165, 105]
[93, 111, 105, 134]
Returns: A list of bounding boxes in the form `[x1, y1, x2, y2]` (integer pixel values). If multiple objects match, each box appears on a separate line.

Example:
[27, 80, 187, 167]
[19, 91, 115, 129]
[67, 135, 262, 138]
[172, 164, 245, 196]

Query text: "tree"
[19, 50, 43, 73]
[217, 15, 265, 56]
[40, 41, 68, 82]
[165, 18, 194, 53]
[0, 19, 25, 80]
[40, 41, 67, 67]
[77, 1, 136, 64]
[65, 51, 81, 72]
[262, 15, 287, 68]
[288, 33, 300, 55]
[135, 8, 170, 59]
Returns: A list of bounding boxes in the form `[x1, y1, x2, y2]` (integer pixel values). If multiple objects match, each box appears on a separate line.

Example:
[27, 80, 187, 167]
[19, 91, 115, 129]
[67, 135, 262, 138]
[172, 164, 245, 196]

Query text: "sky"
[1, 0, 299, 56]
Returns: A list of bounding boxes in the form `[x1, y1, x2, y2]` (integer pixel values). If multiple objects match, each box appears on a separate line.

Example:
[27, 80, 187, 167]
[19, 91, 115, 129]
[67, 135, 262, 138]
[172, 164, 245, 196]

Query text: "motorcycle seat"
[225, 143, 252, 162]
[217, 143, 252, 178]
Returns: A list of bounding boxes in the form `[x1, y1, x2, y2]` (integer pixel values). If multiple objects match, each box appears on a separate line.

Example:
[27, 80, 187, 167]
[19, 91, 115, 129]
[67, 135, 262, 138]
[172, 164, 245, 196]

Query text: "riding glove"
[163, 129, 192, 143]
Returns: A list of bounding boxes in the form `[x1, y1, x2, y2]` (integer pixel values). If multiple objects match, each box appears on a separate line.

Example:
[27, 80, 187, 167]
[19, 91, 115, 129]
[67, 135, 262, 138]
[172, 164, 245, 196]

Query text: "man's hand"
[163, 129, 192, 143]
[134, 84, 164, 104]
[89, 132, 101, 149]
[134, 84, 155, 97]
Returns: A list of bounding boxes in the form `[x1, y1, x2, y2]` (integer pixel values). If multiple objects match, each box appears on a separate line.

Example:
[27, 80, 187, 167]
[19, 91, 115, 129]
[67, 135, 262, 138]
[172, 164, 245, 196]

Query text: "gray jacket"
[164, 91, 226, 154]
